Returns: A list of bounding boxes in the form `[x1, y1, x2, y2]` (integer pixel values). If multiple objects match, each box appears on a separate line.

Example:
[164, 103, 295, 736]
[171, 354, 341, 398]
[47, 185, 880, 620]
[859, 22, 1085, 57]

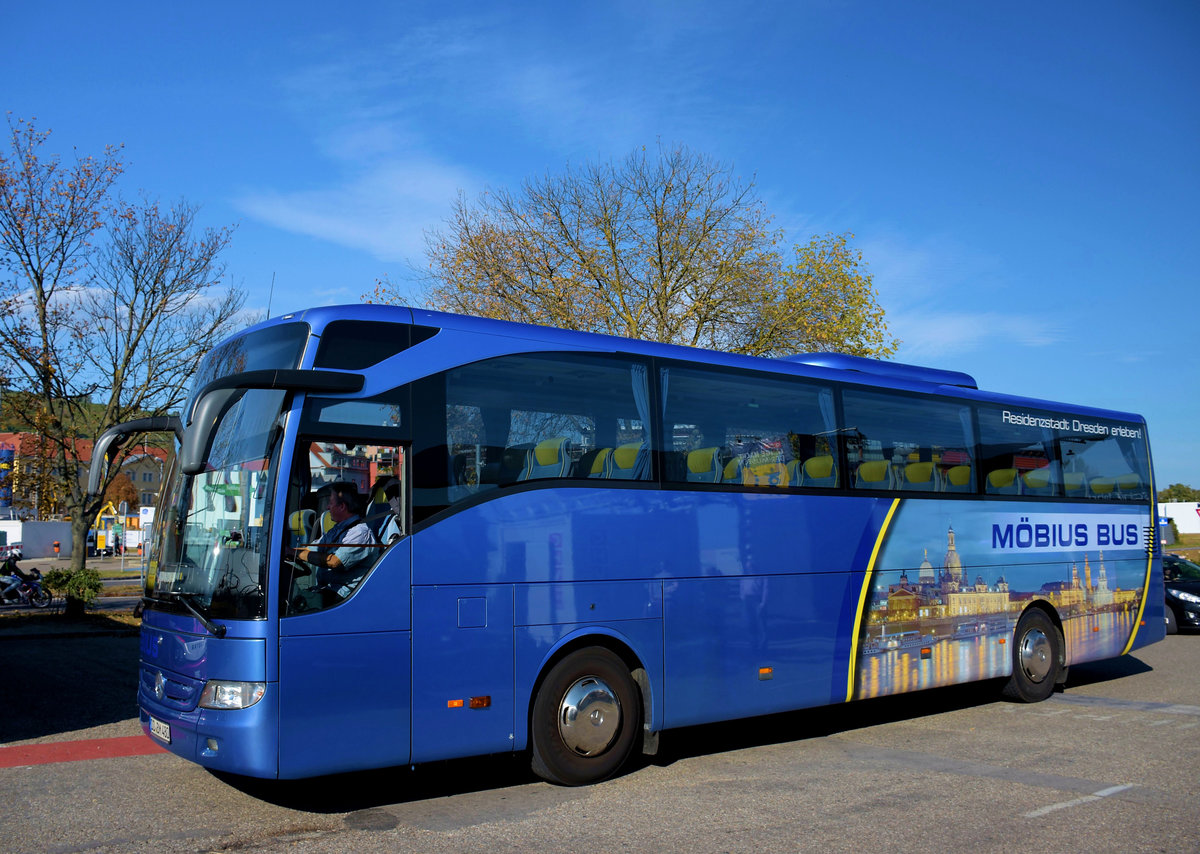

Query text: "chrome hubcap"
[1018, 628, 1052, 683]
[558, 676, 621, 756]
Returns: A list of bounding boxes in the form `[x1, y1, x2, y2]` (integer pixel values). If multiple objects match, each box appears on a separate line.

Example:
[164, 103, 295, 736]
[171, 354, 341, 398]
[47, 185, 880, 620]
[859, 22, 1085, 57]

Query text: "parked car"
[1163, 553, 1200, 633]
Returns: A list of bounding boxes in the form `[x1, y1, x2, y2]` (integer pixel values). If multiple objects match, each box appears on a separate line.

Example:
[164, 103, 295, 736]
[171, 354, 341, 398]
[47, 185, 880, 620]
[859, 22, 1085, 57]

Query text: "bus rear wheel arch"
[530, 646, 642, 786]
[1002, 607, 1064, 703]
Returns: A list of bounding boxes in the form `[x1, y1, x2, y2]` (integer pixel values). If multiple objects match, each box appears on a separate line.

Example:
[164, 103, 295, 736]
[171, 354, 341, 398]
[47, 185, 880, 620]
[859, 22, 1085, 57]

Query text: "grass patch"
[99, 584, 142, 597]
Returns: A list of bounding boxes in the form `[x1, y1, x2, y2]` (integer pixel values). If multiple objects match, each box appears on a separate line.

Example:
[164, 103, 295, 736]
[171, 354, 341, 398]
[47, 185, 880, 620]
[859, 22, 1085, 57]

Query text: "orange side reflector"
[920, 647, 932, 659]
[447, 699, 464, 709]
[999, 638, 1006, 645]
[469, 696, 491, 709]
[758, 667, 773, 681]
[1092, 626, 1100, 633]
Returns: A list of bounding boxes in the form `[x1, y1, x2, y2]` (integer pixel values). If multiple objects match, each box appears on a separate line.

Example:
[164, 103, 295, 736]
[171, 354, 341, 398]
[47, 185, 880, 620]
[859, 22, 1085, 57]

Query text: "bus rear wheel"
[1002, 609, 1061, 702]
[531, 647, 641, 786]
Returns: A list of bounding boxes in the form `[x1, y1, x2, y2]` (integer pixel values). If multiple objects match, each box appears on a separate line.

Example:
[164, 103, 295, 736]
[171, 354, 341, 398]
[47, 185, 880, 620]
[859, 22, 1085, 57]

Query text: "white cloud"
[234, 12, 737, 262]
[234, 158, 470, 263]
[858, 230, 1062, 361]
[887, 307, 1061, 361]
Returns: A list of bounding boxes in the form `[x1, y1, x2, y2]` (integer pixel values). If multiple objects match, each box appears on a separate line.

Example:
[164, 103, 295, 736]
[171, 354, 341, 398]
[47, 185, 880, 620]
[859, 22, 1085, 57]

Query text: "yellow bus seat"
[985, 468, 1020, 495]
[607, 442, 642, 479]
[855, 459, 894, 489]
[800, 455, 838, 488]
[520, 437, 571, 480]
[943, 464, 972, 492]
[686, 447, 722, 483]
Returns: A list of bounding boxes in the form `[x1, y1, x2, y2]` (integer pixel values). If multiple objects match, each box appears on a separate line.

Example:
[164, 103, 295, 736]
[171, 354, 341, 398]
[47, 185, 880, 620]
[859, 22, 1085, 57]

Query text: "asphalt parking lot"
[0, 619, 1195, 854]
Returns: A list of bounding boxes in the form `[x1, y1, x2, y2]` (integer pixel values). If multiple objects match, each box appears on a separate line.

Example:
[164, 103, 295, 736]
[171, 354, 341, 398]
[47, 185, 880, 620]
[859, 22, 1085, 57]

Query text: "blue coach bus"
[90, 305, 1163, 784]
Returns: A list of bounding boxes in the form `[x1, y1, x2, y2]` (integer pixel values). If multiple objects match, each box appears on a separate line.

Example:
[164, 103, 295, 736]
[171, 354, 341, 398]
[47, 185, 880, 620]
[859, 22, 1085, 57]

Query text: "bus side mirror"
[181, 387, 247, 476]
[87, 416, 184, 499]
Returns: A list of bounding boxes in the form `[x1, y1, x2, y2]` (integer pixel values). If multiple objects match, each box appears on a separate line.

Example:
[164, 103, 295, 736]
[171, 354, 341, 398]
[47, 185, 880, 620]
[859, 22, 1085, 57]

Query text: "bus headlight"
[199, 680, 266, 710]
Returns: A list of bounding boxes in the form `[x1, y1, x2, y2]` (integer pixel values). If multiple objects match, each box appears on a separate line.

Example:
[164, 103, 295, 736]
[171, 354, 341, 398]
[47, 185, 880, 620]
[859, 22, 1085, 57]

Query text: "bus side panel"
[277, 630, 411, 778]
[411, 584, 516, 763]
[663, 573, 846, 728]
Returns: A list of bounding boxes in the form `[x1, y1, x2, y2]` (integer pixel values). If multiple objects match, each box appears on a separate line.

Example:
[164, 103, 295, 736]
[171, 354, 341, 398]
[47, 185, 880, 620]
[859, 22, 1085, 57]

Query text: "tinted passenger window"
[662, 366, 838, 489]
[978, 406, 1149, 501]
[412, 354, 653, 522]
[841, 390, 975, 493]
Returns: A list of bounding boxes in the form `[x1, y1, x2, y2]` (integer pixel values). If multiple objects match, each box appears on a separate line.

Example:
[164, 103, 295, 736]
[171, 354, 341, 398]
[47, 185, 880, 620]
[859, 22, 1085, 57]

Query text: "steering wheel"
[283, 557, 313, 577]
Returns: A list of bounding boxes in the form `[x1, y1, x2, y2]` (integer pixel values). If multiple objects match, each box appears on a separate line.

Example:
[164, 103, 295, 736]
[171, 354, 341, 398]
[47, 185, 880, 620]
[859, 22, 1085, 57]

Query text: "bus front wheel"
[530, 647, 641, 786]
[1002, 609, 1061, 702]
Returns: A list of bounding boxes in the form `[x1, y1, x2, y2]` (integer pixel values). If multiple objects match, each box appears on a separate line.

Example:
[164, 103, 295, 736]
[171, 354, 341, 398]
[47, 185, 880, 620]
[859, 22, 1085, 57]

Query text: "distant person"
[1, 548, 27, 601]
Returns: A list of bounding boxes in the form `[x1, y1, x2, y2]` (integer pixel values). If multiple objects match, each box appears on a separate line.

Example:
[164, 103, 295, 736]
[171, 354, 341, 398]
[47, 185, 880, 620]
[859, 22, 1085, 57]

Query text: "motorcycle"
[1, 566, 52, 609]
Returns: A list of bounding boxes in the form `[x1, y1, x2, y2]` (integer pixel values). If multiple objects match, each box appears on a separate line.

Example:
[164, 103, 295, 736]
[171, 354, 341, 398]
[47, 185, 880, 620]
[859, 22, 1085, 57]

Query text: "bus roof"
[244, 304, 1145, 425]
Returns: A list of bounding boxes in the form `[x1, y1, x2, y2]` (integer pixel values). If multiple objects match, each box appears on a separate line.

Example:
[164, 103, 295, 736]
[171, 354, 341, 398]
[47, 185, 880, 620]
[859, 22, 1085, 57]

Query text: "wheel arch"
[523, 627, 656, 755]
[1013, 600, 1069, 687]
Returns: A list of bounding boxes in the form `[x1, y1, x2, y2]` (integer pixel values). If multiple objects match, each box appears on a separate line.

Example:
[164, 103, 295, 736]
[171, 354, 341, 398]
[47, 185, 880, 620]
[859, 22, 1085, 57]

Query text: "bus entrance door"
[277, 542, 413, 779]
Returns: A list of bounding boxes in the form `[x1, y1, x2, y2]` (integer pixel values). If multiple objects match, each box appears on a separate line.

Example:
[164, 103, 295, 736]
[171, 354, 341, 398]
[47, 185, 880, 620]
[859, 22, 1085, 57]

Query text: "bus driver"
[286, 482, 377, 598]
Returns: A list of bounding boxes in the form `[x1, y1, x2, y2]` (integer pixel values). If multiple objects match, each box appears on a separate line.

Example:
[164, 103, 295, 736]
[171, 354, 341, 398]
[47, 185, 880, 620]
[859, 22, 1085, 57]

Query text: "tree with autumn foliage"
[0, 115, 246, 582]
[103, 471, 139, 513]
[374, 143, 897, 358]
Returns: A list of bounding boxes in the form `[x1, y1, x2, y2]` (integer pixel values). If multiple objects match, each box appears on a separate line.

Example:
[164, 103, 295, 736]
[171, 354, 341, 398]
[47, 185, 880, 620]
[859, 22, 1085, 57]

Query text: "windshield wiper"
[169, 591, 228, 638]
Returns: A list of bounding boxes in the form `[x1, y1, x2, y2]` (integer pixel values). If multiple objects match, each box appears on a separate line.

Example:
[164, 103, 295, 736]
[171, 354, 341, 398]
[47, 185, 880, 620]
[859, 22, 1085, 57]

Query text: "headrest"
[804, 455, 834, 479]
[687, 447, 718, 473]
[613, 443, 640, 469]
[534, 438, 567, 466]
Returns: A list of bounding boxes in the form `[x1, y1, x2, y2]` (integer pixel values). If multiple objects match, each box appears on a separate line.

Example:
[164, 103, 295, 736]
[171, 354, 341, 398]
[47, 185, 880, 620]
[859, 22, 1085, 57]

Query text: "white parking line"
[1023, 784, 1136, 818]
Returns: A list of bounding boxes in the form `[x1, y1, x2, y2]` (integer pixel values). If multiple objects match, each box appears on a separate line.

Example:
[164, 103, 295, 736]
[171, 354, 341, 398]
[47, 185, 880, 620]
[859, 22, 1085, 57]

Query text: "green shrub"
[43, 567, 103, 616]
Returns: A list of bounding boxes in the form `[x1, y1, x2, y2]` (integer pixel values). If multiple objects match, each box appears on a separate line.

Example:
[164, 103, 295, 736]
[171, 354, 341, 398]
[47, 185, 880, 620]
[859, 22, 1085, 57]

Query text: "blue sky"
[5, 2, 1198, 486]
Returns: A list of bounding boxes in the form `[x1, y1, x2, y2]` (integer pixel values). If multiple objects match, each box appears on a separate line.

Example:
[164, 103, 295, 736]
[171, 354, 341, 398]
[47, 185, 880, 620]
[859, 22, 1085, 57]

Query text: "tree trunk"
[69, 513, 91, 573]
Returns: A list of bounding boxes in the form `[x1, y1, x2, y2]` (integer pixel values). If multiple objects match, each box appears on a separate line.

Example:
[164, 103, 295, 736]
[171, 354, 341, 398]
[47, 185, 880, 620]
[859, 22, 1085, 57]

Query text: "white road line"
[1023, 784, 1136, 819]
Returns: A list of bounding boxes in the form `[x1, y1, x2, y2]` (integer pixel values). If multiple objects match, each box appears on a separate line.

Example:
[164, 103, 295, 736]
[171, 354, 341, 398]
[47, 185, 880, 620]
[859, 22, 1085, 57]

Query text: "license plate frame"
[149, 716, 171, 744]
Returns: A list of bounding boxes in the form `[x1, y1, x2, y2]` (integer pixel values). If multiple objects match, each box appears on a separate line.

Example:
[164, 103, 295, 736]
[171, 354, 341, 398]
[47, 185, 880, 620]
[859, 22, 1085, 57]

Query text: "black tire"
[1165, 605, 1178, 635]
[1002, 608, 1061, 702]
[30, 589, 51, 609]
[530, 646, 641, 786]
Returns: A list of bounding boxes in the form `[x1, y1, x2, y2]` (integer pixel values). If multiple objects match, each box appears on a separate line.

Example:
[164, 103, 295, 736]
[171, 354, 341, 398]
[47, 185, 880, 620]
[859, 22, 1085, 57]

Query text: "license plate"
[149, 716, 171, 744]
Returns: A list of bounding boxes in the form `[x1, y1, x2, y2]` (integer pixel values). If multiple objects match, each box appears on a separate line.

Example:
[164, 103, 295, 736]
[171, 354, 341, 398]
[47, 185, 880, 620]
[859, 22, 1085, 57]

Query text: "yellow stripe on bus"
[1121, 465, 1156, 656]
[846, 498, 901, 702]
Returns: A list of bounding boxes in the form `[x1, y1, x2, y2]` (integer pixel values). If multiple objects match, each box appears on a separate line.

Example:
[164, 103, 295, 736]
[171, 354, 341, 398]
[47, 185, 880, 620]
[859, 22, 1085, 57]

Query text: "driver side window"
[281, 440, 406, 616]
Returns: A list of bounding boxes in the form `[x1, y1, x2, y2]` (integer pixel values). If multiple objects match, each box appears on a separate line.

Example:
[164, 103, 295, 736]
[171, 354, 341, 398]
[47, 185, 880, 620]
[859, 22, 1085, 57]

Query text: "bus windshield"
[146, 389, 287, 620]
